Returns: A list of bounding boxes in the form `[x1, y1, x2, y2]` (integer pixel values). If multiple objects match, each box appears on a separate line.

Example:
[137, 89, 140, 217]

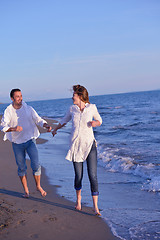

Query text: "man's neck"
[12, 103, 22, 109]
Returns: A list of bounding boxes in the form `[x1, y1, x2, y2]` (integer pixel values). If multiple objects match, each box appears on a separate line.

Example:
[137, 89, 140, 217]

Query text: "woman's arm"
[52, 123, 66, 136]
[31, 107, 52, 132]
[89, 105, 102, 128]
[52, 107, 72, 137]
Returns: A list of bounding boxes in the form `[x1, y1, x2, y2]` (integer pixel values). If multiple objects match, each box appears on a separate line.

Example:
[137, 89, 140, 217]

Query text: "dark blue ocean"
[1, 90, 160, 240]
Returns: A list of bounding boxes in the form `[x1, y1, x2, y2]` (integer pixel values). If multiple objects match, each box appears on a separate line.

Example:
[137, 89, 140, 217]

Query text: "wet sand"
[0, 115, 119, 240]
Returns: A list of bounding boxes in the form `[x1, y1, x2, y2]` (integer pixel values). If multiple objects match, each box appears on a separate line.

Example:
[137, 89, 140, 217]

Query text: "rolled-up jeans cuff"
[33, 166, 41, 176]
[18, 172, 27, 177]
[92, 191, 99, 196]
[75, 187, 82, 191]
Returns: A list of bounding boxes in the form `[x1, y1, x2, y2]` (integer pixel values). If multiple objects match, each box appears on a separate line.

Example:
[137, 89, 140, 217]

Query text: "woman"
[52, 85, 102, 215]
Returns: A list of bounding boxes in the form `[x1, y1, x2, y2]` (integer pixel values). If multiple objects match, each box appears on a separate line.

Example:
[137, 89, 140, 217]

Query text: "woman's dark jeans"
[73, 141, 99, 196]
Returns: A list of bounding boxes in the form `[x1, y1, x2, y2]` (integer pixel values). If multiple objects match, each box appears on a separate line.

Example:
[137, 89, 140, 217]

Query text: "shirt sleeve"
[0, 109, 11, 132]
[59, 107, 72, 125]
[30, 107, 47, 128]
[93, 104, 102, 124]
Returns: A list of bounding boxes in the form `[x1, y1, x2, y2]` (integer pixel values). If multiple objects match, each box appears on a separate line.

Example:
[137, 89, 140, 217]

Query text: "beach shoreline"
[0, 115, 119, 240]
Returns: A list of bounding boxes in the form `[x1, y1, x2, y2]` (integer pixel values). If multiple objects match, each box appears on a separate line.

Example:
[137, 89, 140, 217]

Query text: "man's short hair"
[10, 88, 21, 98]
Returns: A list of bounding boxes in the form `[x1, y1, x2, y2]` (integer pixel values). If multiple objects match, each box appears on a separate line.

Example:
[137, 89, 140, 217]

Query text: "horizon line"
[0, 88, 160, 105]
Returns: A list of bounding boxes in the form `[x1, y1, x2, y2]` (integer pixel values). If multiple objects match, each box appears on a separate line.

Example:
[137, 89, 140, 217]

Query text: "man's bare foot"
[22, 192, 29, 198]
[37, 187, 47, 197]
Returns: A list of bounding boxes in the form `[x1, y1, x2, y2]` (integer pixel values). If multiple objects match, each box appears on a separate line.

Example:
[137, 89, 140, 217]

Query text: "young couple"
[1, 85, 102, 216]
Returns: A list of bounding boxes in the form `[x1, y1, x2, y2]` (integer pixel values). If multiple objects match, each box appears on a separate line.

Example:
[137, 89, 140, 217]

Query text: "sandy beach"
[0, 115, 119, 240]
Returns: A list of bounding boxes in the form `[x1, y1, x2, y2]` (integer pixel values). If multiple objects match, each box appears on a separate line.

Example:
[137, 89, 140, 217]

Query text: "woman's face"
[72, 92, 81, 105]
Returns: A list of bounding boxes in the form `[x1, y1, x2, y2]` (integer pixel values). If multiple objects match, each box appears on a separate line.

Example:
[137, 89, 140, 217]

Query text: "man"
[0, 89, 52, 198]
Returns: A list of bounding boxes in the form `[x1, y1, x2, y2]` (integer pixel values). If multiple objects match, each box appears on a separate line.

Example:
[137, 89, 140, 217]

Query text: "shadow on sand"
[0, 188, 94, 217]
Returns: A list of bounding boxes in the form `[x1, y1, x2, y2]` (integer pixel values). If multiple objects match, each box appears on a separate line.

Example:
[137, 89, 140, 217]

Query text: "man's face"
[11, 91, 23, 106]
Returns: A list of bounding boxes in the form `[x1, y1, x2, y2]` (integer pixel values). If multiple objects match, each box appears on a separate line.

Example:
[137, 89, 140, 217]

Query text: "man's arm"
[1, 108, 23, 133]
[31, 107, 52, 132]
[6, 126, 23, 132]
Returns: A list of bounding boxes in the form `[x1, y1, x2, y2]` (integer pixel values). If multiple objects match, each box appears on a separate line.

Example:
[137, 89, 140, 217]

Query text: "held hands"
[43, 123, 52, 132]
[51, 123, 64, 137]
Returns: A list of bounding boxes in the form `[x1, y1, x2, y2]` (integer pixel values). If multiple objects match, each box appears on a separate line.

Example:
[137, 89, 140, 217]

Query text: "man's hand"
[6, 126, 23, 132]
[15, 126, 23, 132]
[43, 123, 52, 132]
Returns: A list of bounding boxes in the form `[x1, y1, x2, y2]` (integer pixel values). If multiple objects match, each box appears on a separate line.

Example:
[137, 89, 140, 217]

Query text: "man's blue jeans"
[73, 141, 99, 196]
[12, 139, 41, 177]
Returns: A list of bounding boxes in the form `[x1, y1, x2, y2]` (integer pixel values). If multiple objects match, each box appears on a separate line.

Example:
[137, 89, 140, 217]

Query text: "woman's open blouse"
[60, 103, 102, 162]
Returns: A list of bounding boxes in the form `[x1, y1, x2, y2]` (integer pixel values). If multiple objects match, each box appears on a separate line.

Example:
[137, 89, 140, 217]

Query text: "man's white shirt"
[1, 101, 47, 144]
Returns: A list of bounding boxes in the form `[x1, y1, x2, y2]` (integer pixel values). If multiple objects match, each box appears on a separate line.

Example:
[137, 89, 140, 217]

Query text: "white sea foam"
[103, 216, 127, 240]
[129, 221, 160, 240]
[97, 146, 136, 174]
[115, 106, 123, 109]
[97, 145, 160, 192]
[142, 176, 160, 192]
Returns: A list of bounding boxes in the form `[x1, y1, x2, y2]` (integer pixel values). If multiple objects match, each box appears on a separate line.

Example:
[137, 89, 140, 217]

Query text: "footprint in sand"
[43, 215, 57, 223]
[29, 233, 39, 239]
[32, 209, 38, 213]
[48, 217, 57, 221]
[17, 219, 26, 226]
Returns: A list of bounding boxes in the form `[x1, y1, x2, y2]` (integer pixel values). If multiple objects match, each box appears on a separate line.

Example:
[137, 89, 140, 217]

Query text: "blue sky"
[0, 0, 160, 102]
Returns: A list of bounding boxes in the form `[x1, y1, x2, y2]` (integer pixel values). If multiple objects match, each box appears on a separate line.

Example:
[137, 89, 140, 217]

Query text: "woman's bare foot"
[93, 208, 101, 216]
[75, 201, 82, 211]
[92, 195, 101, 216]
[75, 190, 82, 210]
[37, 186, 47, 197]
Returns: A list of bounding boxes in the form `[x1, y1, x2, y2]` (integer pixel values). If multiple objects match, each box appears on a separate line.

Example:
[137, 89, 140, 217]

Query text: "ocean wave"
[141, 176, 160, 192]
[115, 106, 123, 109]
[45, 115, 64, 119]
[111, 122, 144, 131]
[97, 145, 160, 192]
[104, 216, 126, 240]
[98, 105, 123, 110]
[129, 220, 160, 240]
[112, 125, 127, 130]
[110, 121, 160, 134]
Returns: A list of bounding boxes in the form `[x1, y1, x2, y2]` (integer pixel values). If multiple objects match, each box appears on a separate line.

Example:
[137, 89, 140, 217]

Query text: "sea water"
[1, 90, 160, 240]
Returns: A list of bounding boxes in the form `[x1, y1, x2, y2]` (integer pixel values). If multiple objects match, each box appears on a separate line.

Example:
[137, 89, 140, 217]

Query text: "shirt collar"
[74, 102, 90, 111]
[85, 103, 89, 107]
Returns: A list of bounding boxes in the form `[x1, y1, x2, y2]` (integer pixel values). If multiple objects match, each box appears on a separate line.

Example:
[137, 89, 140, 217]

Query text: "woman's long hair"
[73, 85, 90, 103]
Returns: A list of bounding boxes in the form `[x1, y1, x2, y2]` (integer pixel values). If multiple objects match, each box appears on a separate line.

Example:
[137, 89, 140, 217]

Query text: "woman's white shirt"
[60, 103, 102, 162]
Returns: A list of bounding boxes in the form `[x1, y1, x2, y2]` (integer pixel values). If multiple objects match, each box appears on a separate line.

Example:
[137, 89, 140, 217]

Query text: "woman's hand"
[51, 123, 66, 137]
[52, 129, 57, 137]
[88, 121, 101, 128]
